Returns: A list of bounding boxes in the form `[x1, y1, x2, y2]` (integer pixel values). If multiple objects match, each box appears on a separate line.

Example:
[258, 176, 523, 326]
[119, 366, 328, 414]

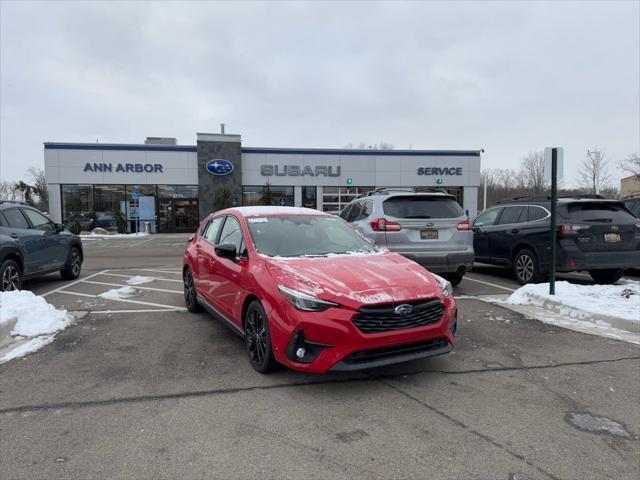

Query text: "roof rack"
[558, 194, 605, 199]
[496, 195, 550, 204]
[357, 187, 453, 198]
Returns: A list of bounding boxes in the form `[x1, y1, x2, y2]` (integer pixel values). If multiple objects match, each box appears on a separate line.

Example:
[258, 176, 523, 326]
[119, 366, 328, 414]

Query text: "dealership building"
[44, 131, 482, 233]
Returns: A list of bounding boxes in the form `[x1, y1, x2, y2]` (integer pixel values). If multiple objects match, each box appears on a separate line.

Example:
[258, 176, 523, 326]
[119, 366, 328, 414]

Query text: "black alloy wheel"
[61, 247, 82, 280]
[1, 259, 22, 292]
[183, 268, 201, 312]
[244, 301, 278, 373]
[513, 248, 541, 285]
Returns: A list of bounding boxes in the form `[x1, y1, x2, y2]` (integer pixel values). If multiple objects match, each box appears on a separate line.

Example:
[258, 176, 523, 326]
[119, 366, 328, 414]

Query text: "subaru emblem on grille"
[394, 304, 413, 315]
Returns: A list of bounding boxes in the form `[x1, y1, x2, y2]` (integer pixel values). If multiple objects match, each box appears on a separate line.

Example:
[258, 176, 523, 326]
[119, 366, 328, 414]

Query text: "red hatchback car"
[183, 207, 457, 374]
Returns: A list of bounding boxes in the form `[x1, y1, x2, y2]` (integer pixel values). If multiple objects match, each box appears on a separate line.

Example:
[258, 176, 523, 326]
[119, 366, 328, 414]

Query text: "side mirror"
[215, 243, 238, 261]
[54, 223, 65, 233]
[187, 234, 195, 243]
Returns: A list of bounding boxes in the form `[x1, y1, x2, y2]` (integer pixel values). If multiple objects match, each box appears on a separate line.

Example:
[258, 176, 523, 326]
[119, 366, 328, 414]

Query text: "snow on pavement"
[505, 281, 639, 322]
[0, 290, 73, 363]
[125, 276, 154, 285]
[99, 286, 142, 300]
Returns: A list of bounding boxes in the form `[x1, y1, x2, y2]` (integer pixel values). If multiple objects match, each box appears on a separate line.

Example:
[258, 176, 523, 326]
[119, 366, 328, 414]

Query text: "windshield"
[246, 215, 377, 257]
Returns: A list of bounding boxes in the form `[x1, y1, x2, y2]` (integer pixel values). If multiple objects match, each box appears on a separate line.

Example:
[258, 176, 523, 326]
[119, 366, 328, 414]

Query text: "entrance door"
[158, 199, 199, 232]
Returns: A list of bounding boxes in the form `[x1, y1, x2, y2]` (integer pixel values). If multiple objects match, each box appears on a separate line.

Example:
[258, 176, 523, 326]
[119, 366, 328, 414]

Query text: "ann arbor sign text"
[260, 165, 341, 177]
[83, 163, 163, 173]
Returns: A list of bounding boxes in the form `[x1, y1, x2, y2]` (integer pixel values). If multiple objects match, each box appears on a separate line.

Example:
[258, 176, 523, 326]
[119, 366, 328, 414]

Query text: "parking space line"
[100, 272, 183, 283]
[56, 290, 187, 310]
[129, 268, 183, 275]
[130, 238, 155, 247]
[41, 270, 108, 298]
[462, 275, 516, 292]
[82, 280, 183, 294]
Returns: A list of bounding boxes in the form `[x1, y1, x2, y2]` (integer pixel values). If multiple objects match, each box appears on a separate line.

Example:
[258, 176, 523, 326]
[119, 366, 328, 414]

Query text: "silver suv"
[339, 188, 474, 285]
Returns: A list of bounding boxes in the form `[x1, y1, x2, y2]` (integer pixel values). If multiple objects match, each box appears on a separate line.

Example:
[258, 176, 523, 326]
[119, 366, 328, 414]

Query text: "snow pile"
[125, 276, 154, 285]
[506, 281, 639, 322]
[0, 290, 72, 363]
[99, 286, 142, 300]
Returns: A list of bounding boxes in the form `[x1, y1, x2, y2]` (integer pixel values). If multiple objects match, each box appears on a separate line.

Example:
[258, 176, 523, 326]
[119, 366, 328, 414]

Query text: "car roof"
[219, 206, 330, 218]
[0, 201, 30, 210]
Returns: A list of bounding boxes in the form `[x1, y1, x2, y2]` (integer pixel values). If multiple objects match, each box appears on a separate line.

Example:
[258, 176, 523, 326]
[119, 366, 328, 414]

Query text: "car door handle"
[9, 233, 18, 239]
[510, 229, 520, 234]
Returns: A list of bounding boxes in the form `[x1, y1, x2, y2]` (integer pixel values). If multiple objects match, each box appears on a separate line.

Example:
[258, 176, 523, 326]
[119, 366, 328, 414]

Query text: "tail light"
[567, 257, 576, 269]
[559, 224, 588, 235]
[370, 218, 402, 232]
[457, 218, 471, 231]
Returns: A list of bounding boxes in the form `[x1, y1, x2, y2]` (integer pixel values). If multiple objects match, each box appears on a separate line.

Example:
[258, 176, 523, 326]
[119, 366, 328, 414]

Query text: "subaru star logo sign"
[206, 159, 234, 176]
[394, 304, 413, 316]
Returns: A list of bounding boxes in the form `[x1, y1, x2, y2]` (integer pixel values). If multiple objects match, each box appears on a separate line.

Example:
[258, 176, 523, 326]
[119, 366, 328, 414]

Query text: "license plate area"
[604, 233, 620, 243]
[420, 229, 439, 240]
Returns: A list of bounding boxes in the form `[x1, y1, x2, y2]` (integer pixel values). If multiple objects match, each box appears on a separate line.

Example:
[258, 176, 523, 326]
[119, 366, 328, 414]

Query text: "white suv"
[340, 188, 474, 286]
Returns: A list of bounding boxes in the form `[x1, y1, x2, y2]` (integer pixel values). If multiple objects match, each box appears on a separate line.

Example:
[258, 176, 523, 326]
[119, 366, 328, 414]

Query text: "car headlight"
[277, 285, 339, 312]
[432, 274, 453, 297]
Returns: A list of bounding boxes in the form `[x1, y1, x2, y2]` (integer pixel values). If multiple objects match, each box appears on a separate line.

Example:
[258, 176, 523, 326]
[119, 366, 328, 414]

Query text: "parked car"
[623, 196, 640, 218]
[339, 188, 473, 286]
[472, 195, 640, 284]
[0, 201, 83, 291]
[183, 206, 457, 374]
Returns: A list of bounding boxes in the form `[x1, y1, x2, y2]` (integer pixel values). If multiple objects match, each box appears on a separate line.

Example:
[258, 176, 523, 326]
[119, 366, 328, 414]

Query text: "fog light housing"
[285, 330, 333, 364]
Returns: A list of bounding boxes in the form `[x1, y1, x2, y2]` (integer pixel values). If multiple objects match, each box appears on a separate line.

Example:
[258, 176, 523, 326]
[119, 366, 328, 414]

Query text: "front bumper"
[267, 296, 457, 374]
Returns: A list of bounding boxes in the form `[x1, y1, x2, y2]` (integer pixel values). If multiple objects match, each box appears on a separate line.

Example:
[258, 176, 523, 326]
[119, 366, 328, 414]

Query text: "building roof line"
[44, 142, 482, 157]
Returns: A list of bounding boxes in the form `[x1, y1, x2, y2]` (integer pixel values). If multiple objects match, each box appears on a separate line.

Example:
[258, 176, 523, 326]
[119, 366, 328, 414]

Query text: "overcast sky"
[1, 0, 639, 186]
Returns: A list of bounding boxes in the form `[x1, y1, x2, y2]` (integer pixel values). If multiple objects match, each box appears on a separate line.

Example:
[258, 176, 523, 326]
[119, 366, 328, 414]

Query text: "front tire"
[60, 247, 82, 280]
[244, 301, 278, 373]
[589, 269, 623, 284]
[441, 271, 463, 287]
[512, 248, 542, 285]
[183, 268, 202, 312]
[1, 259, 22, 291]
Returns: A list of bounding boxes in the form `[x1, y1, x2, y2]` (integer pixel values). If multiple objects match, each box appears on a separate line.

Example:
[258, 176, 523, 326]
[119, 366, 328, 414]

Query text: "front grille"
[342, 338, 449, 365]
[352, 299, 445, 334]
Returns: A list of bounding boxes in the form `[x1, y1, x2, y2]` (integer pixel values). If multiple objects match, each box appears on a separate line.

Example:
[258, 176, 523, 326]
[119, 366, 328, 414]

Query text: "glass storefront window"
[62, 184, 94, 231]
[322, 186, 374, 213]
[94, 185, 126, 232]
[157, 185, 199, 199]
[243, 185, 294, 207]
[301, 186, 317, 209]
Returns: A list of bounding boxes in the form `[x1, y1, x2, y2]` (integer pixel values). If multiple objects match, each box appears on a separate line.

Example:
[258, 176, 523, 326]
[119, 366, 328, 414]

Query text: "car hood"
[263, 251, 442, 309]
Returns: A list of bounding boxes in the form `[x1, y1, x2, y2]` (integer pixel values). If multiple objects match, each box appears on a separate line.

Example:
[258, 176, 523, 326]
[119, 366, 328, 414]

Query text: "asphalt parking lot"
[1, 235, 639, 480]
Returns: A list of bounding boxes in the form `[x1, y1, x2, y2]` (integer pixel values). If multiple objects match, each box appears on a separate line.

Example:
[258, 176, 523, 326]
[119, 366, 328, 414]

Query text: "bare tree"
[0, 181, 23, 201]
[344, 142, 394, 150]
[618, 152, 640, 177]
[577, 148, 611, 194]
[26, 167, 49, 212]
[519, 151, 547, 193]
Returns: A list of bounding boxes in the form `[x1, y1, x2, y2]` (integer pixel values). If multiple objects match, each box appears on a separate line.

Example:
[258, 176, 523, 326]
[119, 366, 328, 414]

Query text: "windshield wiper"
[402, 215, 431, 219]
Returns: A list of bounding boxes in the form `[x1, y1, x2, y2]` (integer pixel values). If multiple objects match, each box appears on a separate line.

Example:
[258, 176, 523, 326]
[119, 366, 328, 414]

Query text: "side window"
[361, 200, 373, 219]
[497, 206, 526, 225]
[339, 204, 352, 221]
[0, 213, 8, 227]
[474, 208, 502, 227]
[22, 209, 54, 231]
[346, 202, 363, 222]
[2, 209, 30, 229]
[528, 206, 549, 222]
[204, 216, 224, 243]
[218, 216, 243, 252]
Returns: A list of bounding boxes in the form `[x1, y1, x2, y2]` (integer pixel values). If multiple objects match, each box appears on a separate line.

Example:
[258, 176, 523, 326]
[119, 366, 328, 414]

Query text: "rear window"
[383, 196, 463, 219]
[563, 202, 637, 223]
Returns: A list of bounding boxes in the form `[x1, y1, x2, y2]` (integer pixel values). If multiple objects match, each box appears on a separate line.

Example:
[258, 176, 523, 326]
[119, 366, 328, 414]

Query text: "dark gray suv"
[0, 201, 83, 291]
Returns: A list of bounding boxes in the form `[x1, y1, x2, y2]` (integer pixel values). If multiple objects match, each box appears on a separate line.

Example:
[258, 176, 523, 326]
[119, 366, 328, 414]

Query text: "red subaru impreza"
[183, 206, 457, 374]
